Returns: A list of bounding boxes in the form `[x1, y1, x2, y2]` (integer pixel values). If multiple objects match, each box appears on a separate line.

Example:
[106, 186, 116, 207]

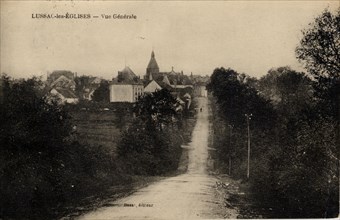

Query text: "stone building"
[109, 66, 144, 103]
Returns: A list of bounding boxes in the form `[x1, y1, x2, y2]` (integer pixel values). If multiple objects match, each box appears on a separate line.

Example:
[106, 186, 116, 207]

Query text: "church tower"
[146, 51, 159, 79]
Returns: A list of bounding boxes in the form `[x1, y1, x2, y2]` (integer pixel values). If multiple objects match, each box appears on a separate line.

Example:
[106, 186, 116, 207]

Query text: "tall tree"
[296, 8, 339, 79]
[296, 8, 340, 115]
[258, 67, 313, 110]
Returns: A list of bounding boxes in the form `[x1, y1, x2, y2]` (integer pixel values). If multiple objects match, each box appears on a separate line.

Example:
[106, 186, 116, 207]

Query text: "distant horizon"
[1, 1, 339, 80]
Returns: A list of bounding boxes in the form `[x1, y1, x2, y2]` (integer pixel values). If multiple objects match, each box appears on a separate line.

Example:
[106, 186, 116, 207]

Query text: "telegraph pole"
[228, 124, 233, 176]
[245, 114, 252, 179]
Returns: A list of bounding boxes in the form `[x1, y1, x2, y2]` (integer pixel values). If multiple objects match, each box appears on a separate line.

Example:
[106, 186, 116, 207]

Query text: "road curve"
[77, 97, 236, 220]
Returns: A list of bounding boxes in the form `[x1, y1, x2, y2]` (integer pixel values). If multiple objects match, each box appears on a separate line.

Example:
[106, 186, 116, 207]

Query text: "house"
[72, 75, 104, 101]
[109, 66, 144, 103]
[49, 88, 79, 104]
[49, 75, 76, 90]
[89, 77, 102, 85]
[46, 70, 76, 91]
[144, 71, 173, 94]
[144, 80, 162, 93]
[143, 51, 193, 91]
[47, 70, 74, 83]
[142, 51, 197, 111]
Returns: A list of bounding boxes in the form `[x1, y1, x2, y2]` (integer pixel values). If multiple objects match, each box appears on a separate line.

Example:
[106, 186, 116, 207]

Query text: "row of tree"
[207, 8, 339, 218]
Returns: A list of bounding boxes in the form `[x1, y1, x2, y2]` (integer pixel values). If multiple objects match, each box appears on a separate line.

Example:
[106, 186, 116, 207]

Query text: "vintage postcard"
[1, 1, 339, 219]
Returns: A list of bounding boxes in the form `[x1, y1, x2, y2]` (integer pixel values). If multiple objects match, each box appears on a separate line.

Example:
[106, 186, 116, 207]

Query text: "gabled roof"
[48, 70, 74, 83]
[112, 66, 143, 85]
[53, 88, 78, 99]
[144, 76, 173, 91]
[120, 66, 136, 80]
[49, 75, 75, 88]
[144, 79, 163, 93]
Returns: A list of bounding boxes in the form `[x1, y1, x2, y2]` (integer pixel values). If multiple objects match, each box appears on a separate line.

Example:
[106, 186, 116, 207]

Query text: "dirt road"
[77, 97, 237, 219]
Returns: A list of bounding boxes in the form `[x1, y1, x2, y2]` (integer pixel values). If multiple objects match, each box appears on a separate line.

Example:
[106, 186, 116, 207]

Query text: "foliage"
[208, 64, 338, 217]
[117, 119, 182, 175]
[117, 89, 183, 175]
[133, 89, 178, 130]
[296, 8, 340, 80]
[296, 8, 340, 116]
[208, 68, 277, 181]
[0, 76, 123, 219]
[92, 80, 110, 102]
[207, 67, 276, 130]
[209, 9, 339, 217]
[257, 67, 313, 108]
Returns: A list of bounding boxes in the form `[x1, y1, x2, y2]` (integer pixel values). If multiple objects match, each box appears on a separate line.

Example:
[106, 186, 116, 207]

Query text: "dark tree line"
[0, 76, 127, 219]
[208, 8, 339, 218]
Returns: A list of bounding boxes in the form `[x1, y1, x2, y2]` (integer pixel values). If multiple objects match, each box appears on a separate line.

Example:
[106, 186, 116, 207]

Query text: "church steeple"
[146, 50, 159, 79]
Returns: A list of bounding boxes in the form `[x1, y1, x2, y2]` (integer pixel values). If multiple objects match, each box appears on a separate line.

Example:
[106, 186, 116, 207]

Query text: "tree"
[296, 10, 339, 217]
[0, 76, 71, 153]
[0, 76, 73, 218]
[208, 67, 277, 181]
[296, 8, 340, 116]
[207, 67, 275, 129]
[92, 80, 110, 102]
[117, 89, 182, 175]
[133, 89, 178, 131]
[258, 67, 313, 111]
[296, 8, 340, 79]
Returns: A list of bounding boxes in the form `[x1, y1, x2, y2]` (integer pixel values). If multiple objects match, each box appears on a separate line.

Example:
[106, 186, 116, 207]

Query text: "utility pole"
[228, 124, 233, 176]
[245, 113, 252, 179]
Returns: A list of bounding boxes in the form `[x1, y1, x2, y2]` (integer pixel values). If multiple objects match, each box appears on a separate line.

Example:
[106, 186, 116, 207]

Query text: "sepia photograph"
[0, 0, 339, 219]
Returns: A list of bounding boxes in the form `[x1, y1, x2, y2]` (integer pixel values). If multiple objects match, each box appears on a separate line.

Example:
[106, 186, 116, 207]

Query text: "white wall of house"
[144, 80, 162, 93]
[110, 84, 133, 102]
[110, 84, 144, 102]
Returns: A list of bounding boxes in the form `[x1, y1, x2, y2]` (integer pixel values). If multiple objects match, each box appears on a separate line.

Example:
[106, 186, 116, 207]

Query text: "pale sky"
[1, 1, 339, 80]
